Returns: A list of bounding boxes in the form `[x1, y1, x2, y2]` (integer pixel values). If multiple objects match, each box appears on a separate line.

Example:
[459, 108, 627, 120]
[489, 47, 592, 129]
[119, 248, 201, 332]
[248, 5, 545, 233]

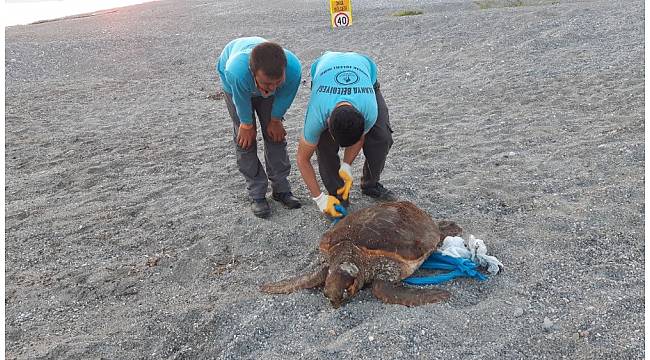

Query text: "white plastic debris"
[440, 235, 504, 275]
[439, 236, 471, 258]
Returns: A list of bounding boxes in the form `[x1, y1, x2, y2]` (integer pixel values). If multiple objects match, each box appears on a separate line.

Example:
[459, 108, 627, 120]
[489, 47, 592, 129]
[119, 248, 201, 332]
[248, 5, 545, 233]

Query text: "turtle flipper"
[371, 280, 450, 306]
[260, 264, 328, 294]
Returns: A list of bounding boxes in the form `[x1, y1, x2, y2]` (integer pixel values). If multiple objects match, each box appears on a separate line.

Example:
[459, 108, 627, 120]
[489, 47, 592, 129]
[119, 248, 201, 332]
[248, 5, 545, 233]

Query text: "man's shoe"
[271, 192, 302, 209]
[252, 198, 271, 218]
[361, 183, 397, 202]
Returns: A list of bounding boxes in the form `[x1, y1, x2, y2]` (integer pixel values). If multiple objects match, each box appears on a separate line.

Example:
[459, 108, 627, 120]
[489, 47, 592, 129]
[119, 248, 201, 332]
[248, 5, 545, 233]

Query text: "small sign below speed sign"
[330, 0, 352, 28]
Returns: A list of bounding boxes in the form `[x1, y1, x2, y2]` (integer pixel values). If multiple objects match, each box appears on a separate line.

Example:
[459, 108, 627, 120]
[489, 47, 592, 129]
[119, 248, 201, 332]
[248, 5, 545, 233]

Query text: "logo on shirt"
[335, 70, 359, 85]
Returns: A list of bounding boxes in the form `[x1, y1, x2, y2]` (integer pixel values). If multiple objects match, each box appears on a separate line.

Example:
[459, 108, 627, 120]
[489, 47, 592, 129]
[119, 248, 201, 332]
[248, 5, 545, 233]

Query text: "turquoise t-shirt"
[303, 51, 378, 145]
[216, 37, 302, 125]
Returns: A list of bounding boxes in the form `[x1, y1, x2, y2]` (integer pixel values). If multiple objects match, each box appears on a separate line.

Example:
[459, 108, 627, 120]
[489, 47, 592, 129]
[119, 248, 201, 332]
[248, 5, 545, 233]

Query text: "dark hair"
[249, 42, 287, 79]
[329, 105, 365, 147]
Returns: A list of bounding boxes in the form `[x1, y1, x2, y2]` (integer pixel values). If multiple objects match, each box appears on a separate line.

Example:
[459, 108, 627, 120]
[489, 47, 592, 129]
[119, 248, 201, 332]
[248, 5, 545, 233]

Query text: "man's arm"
[225, 70, 256, 148]
[335, 135, 364, 201]
[296, 138, 322, 197]
[298, 137, 343, 217]
[342, 135, 365, 165]
[225, 71, 254, 125]
[271, 52, 301, 119]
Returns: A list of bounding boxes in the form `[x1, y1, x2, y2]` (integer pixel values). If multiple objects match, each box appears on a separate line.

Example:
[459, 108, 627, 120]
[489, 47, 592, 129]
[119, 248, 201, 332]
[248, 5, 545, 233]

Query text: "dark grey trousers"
[224, 93, 291, 200]
[315, 82, 393, 196]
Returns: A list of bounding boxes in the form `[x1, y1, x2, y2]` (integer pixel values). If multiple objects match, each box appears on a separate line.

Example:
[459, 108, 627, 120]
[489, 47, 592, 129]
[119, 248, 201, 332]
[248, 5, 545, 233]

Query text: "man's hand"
[237, 123, 256, 149]
[266, 118, 287, 143]
[336, 162, 353, 201]
[312, 192, 343, 217]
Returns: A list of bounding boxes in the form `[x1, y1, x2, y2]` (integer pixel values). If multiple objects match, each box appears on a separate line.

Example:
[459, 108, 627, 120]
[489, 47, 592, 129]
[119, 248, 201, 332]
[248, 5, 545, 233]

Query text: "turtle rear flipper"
[371, 280, 450, 306]
[260, 264, 328, 294]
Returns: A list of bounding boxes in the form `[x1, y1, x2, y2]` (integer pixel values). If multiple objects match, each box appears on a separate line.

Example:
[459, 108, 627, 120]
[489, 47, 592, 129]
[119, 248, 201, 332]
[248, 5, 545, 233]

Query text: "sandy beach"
[5, 0, 644, 358]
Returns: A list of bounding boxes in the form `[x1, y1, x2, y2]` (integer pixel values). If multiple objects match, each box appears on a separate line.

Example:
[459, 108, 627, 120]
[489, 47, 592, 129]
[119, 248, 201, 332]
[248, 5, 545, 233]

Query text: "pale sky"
[4, 0, 156, 26]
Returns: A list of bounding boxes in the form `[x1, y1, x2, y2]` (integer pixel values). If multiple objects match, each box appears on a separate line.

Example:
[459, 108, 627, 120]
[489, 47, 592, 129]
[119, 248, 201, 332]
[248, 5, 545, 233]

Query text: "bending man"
[217, 37, 302, 218]
[296, 51, 396, 218]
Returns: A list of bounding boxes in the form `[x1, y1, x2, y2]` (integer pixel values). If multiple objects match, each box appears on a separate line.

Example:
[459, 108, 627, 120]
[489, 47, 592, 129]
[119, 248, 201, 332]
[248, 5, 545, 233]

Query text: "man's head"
[250, 42, 287, 97]
[328, 104, 364, 147]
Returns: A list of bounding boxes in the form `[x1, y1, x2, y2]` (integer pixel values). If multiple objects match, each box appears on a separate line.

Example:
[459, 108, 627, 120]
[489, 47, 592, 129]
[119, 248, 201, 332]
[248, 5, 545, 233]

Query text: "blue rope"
[403, 252, 488, 286]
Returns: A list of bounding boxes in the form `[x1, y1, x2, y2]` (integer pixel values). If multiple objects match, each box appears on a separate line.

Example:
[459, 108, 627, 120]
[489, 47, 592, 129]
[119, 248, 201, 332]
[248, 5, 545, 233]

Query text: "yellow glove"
[336, 162, 353, 201]
[313, 192, 343, 217]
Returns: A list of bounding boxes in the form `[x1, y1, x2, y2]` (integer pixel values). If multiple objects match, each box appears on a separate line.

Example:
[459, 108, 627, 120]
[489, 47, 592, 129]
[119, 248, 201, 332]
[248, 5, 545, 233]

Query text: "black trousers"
[315, 82, 393, 195]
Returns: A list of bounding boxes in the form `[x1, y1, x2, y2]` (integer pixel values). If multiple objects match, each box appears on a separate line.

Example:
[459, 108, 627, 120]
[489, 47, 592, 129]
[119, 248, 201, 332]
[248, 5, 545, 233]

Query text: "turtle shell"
[319, 201, 443, 266]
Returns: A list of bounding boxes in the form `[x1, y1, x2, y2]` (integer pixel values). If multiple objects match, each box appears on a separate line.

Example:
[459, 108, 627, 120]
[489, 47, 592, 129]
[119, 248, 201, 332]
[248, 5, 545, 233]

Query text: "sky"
[4, 0, 156, 26]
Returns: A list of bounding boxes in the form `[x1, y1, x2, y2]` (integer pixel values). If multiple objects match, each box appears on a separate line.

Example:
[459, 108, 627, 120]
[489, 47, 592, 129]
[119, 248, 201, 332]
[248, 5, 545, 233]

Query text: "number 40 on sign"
[330, 0, 352, 28]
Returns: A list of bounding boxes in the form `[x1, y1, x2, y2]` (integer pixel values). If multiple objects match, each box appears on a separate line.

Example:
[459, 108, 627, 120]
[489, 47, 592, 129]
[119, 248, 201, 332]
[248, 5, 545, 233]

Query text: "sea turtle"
[261, 201, 463, 307]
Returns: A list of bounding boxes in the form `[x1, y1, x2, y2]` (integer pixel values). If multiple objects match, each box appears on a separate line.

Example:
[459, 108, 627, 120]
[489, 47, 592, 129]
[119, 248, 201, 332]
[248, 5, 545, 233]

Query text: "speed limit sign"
[330, 0, 352, 28]
[333, 12, 351, 27]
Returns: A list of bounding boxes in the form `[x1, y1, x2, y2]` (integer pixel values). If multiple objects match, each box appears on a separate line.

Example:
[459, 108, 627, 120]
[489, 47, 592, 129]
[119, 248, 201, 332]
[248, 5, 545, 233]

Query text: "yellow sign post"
[330, 0, 352, 28]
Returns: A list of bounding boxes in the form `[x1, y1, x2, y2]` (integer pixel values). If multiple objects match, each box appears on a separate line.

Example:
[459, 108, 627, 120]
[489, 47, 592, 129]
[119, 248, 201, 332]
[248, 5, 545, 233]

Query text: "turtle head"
[324, 262, 362, 308]
[437, 220, 463, 241]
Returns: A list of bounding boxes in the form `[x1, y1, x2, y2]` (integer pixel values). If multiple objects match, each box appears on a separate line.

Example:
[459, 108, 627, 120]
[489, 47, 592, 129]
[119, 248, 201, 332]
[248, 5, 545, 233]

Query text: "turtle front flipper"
[371, 280, 450, 306]
[260, 264, 328, 294]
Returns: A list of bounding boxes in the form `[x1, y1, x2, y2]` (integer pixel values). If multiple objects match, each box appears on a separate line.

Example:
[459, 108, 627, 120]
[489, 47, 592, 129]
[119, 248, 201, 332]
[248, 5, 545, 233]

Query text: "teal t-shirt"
[216, 37, 302, 125]
[303, 51, 378, 145]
